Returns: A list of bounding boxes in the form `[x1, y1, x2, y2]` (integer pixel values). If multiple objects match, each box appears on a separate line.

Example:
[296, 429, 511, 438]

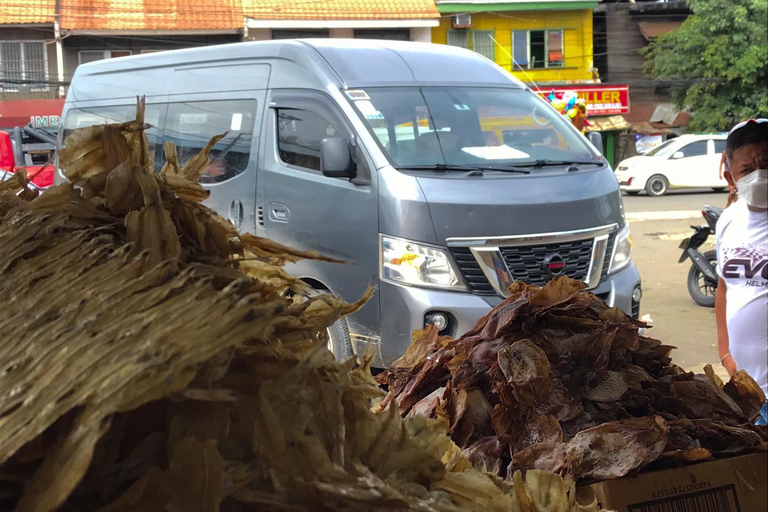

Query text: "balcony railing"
[0, 80, 69, 100]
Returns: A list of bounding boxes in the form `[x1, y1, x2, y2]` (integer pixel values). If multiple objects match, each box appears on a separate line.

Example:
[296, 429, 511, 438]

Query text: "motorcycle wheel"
[687, 249, 718, 307]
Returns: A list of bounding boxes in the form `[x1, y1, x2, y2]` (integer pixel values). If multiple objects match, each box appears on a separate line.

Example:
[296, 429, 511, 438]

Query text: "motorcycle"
[678, 205, 722, 307]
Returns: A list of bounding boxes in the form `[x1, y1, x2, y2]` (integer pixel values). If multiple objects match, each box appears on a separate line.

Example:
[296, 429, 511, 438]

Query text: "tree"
[644, 0, 768, 132]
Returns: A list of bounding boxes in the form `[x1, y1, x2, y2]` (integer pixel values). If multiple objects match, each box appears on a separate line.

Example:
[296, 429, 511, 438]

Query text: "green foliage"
[644, 0, 768, 132]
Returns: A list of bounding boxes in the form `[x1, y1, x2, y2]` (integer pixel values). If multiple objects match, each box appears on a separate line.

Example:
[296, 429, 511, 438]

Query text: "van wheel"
[645, 175, 669, 197]
[286, 287, 353, 361]
[326, 316, 353, 361]
[712, 187, 727, 192]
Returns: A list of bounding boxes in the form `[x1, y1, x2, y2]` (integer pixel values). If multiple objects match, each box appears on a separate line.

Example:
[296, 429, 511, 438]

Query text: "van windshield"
[348, 87, 596, 169]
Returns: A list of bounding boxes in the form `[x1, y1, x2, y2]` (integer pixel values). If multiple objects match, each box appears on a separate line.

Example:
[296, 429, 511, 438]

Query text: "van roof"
[74, 39, 526, 89]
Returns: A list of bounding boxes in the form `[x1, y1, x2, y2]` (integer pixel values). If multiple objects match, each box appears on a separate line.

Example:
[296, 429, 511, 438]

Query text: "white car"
[614, 134, 727, 196]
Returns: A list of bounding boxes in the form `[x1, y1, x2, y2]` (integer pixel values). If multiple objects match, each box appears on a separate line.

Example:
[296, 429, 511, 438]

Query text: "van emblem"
[543, 254, 566, 277]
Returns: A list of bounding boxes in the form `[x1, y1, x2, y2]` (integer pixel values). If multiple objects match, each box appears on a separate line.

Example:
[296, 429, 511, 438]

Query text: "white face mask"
[736, 169, 768, 208]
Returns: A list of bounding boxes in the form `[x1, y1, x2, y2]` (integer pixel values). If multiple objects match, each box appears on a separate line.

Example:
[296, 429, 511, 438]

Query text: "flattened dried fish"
[380, 276, 767, 482]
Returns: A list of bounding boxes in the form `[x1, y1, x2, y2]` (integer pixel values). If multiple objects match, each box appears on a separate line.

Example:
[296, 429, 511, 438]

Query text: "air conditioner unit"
[452, 14, 472, 29]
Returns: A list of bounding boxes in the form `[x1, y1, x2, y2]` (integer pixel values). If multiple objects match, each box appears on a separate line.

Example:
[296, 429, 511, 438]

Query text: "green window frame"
[512, 29, 565, 69]
[447, 29, 470, 49]
[472, 30, 495, 61]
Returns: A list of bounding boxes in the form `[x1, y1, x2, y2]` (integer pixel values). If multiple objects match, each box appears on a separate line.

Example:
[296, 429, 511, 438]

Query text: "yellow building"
[432, 0, 599, 85]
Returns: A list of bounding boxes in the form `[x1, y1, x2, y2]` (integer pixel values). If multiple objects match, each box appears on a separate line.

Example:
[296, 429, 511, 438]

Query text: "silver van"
[57, 39, 642, 367]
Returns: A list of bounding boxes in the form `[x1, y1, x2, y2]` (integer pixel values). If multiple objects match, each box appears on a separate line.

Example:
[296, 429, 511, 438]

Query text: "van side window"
[62, 104, 164, 171]
[277, 109, 340, 171]
[714, 140, 726, 154]
[165, 100, 257, 184]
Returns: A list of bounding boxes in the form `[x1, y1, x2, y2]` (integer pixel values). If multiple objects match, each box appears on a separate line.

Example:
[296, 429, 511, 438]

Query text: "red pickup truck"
[0, 125, 57, 188]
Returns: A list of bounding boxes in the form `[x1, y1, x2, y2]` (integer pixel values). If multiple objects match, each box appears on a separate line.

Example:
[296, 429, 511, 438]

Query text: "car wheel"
[645, 175, 669, 197]
[625, 191, 640, 196]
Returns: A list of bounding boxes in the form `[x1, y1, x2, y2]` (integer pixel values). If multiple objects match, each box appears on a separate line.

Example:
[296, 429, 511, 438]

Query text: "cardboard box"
[577, 452, 767, 512]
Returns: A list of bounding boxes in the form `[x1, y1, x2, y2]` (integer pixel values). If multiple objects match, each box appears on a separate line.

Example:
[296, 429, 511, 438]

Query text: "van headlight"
[609, 224, 632, 274]
[380, 235, 466, 291]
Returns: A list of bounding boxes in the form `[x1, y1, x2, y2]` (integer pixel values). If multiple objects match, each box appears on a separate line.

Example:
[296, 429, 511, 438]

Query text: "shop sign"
[31, 115, 61, 128]
[533, 84, 630, 116]
[635, 134, 663, 154]
[0, 99, 65, 129]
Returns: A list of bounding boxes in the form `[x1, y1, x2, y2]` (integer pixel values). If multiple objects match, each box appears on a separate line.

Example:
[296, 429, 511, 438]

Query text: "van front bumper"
[375, 262, 641, 368]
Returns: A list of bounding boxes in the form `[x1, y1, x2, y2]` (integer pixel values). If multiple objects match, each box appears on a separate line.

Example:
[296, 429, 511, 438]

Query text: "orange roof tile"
[60, 0, 243, 31]
[242, 0, 439, 20]
[0, 0, 55, 25]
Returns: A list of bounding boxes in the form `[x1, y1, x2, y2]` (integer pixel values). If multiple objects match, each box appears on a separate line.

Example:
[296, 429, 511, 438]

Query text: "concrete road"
[622, 189, 730, 380]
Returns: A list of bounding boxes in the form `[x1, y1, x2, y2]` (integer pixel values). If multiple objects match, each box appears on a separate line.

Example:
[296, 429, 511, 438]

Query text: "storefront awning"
[638, 21, 683, 40]
[629, 121, 673, 135]
[586, 115, 631, 133]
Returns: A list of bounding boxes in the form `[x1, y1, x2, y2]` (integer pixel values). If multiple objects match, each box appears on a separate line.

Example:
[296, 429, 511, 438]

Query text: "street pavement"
[622, 188, 730, 381]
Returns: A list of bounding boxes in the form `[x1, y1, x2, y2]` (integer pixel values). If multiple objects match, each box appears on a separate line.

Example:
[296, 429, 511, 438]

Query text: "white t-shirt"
[716, 199, 768, 395]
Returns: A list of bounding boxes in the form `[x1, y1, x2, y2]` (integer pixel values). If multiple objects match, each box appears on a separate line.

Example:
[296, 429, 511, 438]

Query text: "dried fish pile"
[0, 103, 609, 512]
[378, 278, 768, 482]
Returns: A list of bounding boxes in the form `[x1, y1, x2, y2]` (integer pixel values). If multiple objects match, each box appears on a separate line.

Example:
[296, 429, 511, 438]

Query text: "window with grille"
[547, 30, 564, 67]
[447, 30, 469, 49]
[512, 30, 565, 69]
[0, 41, 48, 91]
[354, 29, 410, 41]
[271, 29, 330, 40]
[472, 30, 494, 60]
[78, 50, 132, 65]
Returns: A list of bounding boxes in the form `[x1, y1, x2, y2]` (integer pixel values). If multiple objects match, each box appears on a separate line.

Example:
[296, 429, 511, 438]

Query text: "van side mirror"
[671, 151, 684, 160]
[588, 132, 603, 155]
[320, 137, 355, 179]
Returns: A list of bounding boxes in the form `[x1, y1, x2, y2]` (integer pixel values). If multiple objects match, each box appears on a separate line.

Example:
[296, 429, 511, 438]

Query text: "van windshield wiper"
[395, 164, 529, 175]
[507, 159, 604, 168]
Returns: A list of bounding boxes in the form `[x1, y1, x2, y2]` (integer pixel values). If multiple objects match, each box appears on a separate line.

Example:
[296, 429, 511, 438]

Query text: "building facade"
[432, 0, 599, 85]
[1, 0, 247, 127]
[1, 0, 441, 128]
[595, 0, 691, 162]
[243, 0, 439, 42]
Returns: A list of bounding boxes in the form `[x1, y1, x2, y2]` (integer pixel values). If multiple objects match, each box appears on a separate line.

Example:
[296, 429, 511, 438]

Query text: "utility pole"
[54, 0, 65, 98]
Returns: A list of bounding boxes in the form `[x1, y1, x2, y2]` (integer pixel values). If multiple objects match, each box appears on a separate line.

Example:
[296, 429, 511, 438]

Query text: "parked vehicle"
[57, 39, 642, 367]
[0, 170, 43, 194]
[615, 134, 727, 196]
[0, 125, 57, 188]
[679, 205, 722, 307]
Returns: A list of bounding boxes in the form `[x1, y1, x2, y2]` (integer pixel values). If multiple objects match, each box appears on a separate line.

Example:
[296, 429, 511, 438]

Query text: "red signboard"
[0, 99, 65, 129]
[532, 84, 630, 116]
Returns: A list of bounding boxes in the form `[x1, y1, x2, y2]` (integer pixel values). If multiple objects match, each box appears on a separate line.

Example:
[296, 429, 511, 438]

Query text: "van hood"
[415, 168, 624, 242]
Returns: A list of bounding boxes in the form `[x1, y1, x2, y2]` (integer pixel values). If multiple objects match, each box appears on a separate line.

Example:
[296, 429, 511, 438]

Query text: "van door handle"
[269, 203, 290, 222]
[228, 200, 244, 229]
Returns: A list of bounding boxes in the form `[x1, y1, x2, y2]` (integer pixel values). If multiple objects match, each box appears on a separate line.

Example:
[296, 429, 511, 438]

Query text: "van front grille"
[501, 239, 593, 287]
[449, 248, 496, 295]
[450, 233, 615, 296]
[601, 234, 616, 282]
